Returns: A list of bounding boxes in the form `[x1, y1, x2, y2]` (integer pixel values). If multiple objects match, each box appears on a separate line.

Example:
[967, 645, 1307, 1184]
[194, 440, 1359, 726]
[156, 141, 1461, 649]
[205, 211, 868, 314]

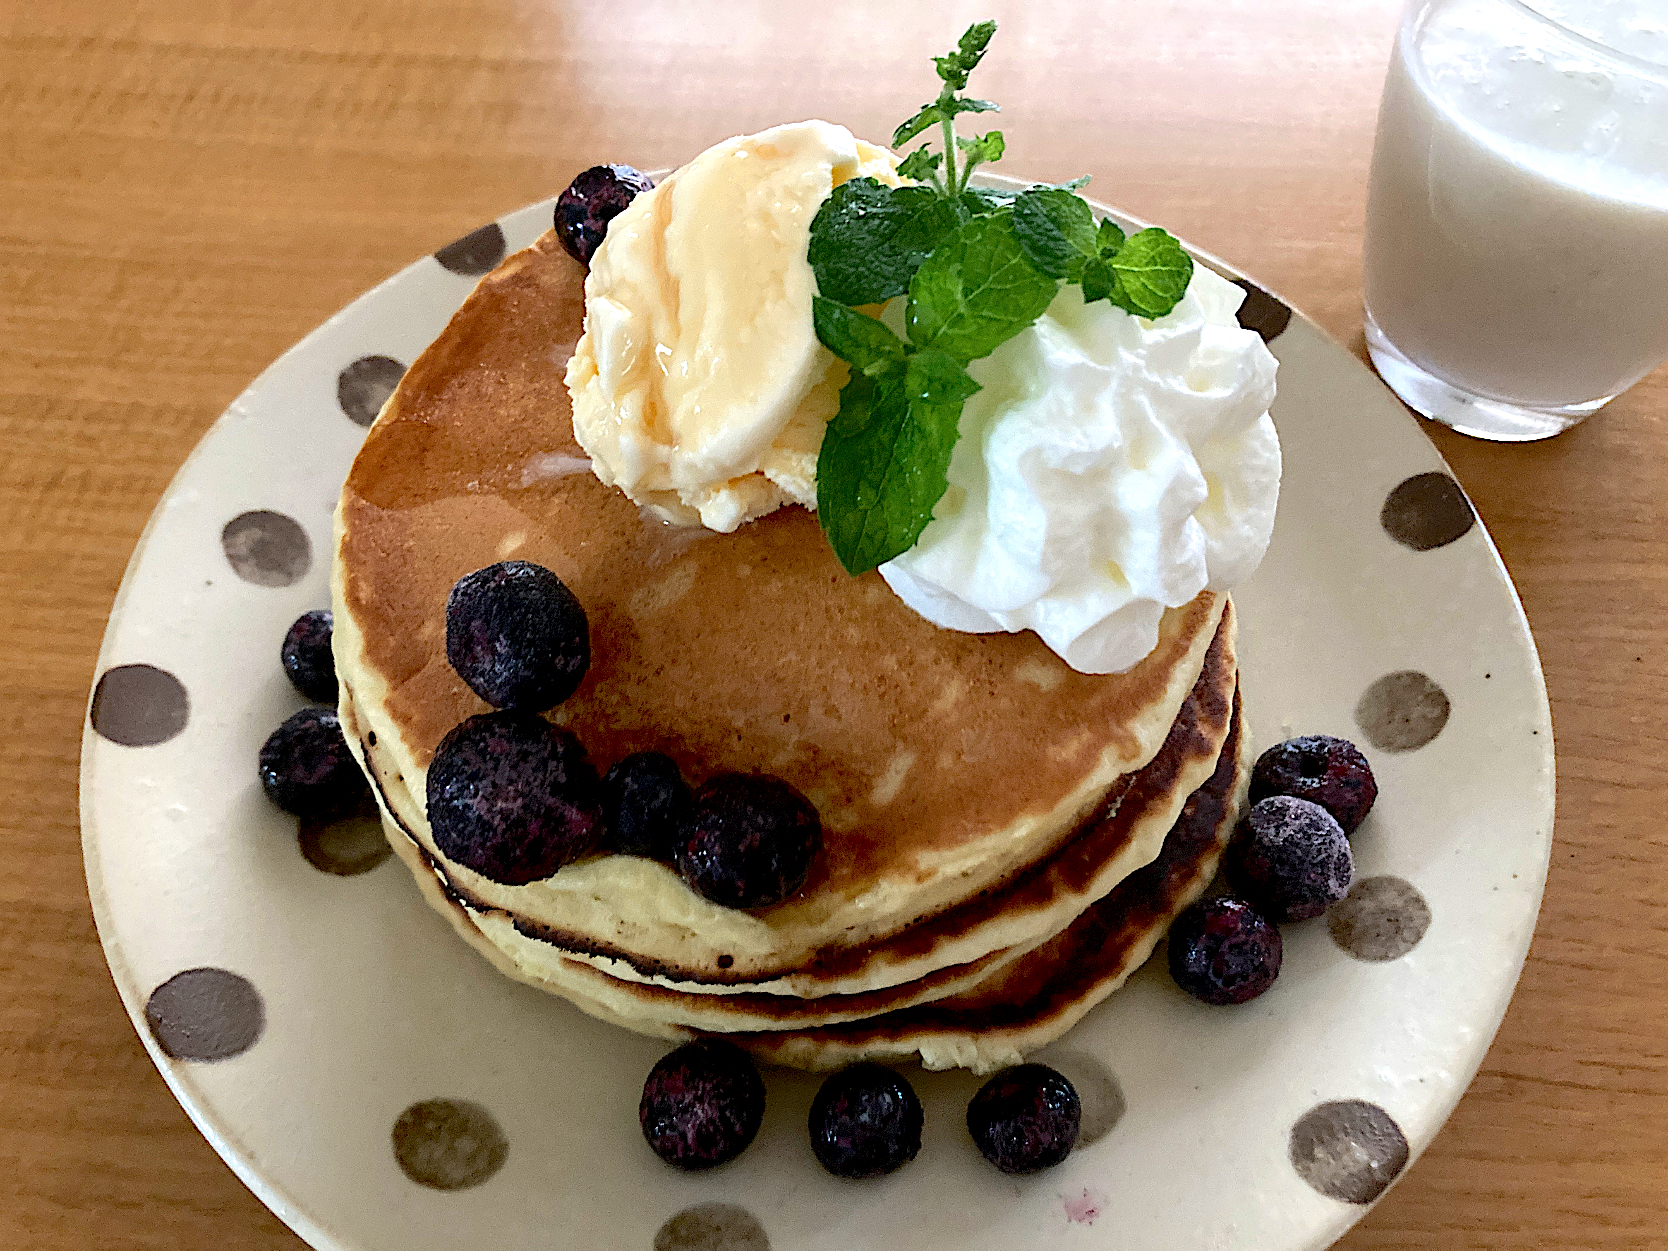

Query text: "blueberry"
[1167, 897, 1283, 1006]
[445, 561, 589, 711]
[425, 711, 603, 885]
[809, 1063, 923, 1179]
[258, 706, 368, 816]
[677, 774, 822, 910]
[602, 752, 691, 862]
[554, 164, 655, 266]
[1250, 734, 1378, 834]
[639, 1038, 765, 1171]
[966, 1064, 1081, 1175]
[280, 608, 337, 704]
[1229, 796, 1354, 922]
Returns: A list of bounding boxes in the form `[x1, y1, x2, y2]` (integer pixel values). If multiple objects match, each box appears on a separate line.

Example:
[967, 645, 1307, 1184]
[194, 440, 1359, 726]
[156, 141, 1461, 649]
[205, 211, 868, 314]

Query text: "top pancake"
[332, 230, 1226, 984]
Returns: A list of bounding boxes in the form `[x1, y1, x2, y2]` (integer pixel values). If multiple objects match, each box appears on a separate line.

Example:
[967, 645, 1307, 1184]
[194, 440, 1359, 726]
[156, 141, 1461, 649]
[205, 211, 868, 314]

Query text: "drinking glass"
[1362, 0, 1668, 441]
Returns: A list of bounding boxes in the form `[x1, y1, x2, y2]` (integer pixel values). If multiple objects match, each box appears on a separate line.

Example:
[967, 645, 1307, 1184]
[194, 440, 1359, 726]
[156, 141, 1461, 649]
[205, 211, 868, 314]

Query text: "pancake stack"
[331, 232, 1250, 1073]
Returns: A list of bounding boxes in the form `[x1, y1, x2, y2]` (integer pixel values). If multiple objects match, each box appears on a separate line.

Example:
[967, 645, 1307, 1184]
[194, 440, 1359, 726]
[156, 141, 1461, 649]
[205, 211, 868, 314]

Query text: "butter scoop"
[564, 121, 902, 532]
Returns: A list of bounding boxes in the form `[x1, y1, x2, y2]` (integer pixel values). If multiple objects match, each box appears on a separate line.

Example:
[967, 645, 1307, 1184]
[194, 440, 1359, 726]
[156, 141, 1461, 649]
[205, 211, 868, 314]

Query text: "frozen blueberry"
[602, 752, 691, 861]
[1168, 897, 1283, 1006]
[966, 1064, 1081, 1175]
[1229, 795, 1354, 922]
[1250, 734, 1378, 834]
[280, 608, 337, 704]
[677, 774, 822, 910]
[445, 561, 589, 711]
[639, 1038, 765, 1171]
[554, 164, 655, 266]
[425, 711, 603, 885]
[258, 706, 368, 816]
[809, 1063, 924, 1179]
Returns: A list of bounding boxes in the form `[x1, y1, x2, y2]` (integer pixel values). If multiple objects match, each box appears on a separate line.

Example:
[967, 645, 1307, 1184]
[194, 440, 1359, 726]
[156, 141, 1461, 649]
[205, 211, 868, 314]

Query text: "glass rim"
[1416, 0, 1668, 78]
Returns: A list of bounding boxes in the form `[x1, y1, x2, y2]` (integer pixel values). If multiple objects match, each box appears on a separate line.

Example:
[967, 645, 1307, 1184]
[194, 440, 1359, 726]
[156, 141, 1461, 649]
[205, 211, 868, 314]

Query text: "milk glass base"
[1364, 308, 1607, 442]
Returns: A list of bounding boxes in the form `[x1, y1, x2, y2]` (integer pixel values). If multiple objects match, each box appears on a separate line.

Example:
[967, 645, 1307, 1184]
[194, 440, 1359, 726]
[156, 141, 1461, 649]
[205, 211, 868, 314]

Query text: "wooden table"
[3, 1, 1664, 1246]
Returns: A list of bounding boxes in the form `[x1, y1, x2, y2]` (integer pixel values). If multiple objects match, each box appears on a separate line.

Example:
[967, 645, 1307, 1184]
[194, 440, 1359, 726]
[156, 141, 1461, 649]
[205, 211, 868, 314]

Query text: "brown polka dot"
[392, 1099, 508, 1190]
[1232, 278, 1292, 342]
[1328, 876, 1431, 961]
[434, 222, 507, 277]
[1034, 1049, 1125, 1147]
[222, 511, 311, 588]
[90, 664, 189, 747]
[299, 799, 392, 876]
[1289, 1100, 1408, 1204]
[1355, 671, 1450, 752]
[145, 968, 264, 1061]
[1380, 472, 1474, 551]
[654, 1204, 770, 1251]
[337, 356, 407, 428]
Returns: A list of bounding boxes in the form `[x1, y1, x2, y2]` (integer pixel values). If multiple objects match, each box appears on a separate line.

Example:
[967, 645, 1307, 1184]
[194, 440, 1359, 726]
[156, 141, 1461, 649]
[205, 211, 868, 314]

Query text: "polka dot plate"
[81, 185, 1554, 1251]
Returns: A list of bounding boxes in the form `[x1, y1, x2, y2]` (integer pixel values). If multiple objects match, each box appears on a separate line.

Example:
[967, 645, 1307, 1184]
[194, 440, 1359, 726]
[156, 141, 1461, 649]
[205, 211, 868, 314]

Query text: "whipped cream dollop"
[880, 265, 1280, 674]
[564, 121, 902, 531]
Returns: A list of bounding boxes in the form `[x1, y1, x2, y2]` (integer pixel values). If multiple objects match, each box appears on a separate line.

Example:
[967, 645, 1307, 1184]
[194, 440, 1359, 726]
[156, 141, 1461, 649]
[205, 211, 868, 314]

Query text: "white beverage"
[1364, 0, 1668, 428]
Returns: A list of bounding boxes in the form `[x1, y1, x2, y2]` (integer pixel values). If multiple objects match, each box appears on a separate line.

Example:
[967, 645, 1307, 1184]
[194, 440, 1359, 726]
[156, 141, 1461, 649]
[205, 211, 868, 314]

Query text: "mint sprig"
[809, 21, 1198, 576]
[892, 19, 1003, 198]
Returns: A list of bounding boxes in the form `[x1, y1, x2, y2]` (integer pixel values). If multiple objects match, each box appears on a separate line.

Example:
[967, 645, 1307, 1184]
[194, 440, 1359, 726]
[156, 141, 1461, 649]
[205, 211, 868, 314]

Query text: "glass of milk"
[1363, 0, 1668, 440]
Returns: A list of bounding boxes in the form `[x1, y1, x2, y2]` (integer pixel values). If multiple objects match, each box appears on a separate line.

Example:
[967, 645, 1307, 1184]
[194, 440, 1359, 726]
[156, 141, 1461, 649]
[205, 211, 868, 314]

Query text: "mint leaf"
[1080, 256, 1117, 304]
[1096, 217, 1126, 255]
[933, 19, 997, 90]
[906, 345, 982, 411]
[817, 370, 903, 564]
[897, 146, 942, 183]
[893, 104, 946, 149]
[827, 361, 903, 441]
[812, 296, 906, 375]
[956, 130, 1004, 187]
[815, 369, 905, 573]
[809, 180, 968, 306]
[1011, 188, 1098, 280]
[815, 351, 979, 575]
[960, 186, 1016, 216]
[906, 210, 1059, 362]
[1108, 227, 1193, 318]
[957, 131, 1004, 164]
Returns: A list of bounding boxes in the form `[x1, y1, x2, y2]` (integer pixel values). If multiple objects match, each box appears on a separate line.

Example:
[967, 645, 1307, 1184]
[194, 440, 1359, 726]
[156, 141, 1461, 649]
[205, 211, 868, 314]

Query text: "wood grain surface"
[3, 1, 1665, 1246]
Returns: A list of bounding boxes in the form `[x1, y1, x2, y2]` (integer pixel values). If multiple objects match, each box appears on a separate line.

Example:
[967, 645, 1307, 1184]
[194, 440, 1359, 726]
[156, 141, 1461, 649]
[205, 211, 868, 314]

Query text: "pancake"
[343, 606, 1236, 1030]
[510, 670, 1243, 1038]
[739, 685, 1248, 1073]
[331, 229, 1228, 991]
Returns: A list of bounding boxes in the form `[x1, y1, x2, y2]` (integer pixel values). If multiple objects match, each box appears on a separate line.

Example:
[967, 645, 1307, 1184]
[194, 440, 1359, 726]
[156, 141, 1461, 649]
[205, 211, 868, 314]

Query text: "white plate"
[81, 188, 1554, 1251]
